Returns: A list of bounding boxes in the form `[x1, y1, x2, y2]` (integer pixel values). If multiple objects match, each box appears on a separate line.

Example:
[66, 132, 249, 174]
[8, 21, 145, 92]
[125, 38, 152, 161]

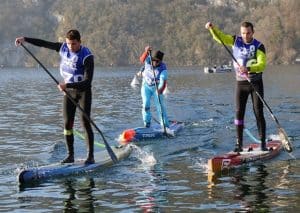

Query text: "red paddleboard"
[208, 140, 282, 175]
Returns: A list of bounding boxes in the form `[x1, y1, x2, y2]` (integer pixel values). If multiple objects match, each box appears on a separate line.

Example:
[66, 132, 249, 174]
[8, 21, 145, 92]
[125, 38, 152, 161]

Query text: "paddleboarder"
[205, 21, 268, 152]
[138, 46, 173, 135]
[15, 29, 95, 164]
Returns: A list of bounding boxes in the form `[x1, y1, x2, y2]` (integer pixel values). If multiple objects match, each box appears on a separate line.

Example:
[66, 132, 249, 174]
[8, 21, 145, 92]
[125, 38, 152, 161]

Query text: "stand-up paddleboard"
[18, 145, 132, 184]
[118, 121, 184, 144]
[208, 140, 282, 175]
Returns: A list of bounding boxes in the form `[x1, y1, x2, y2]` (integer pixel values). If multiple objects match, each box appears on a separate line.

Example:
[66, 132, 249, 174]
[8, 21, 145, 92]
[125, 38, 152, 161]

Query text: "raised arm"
[15, 37, 62, 52]
[205, 22, 234, 46]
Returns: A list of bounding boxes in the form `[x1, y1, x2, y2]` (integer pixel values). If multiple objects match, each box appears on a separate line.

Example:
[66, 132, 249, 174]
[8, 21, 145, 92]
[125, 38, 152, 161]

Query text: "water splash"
[130, 144, 157, 167]
[194, 157, 210, 173]
[190, 118, 214, 127]
[269, 134, 296, 159]
[269, 134, 281, 141]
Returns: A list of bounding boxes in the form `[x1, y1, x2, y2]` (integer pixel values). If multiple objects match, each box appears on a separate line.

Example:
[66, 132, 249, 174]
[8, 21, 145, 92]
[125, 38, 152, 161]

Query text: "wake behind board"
[18, 145, 132, 184]
[118, 120, 184, 144]
[208, 140, 282, 175]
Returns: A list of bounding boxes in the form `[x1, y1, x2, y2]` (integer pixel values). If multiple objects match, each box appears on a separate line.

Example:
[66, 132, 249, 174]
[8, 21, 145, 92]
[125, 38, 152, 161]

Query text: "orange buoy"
[119, 129, 136, 144]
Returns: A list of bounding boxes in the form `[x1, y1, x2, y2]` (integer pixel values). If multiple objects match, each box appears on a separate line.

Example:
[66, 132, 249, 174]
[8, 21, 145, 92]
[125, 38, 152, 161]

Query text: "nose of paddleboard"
[118, 129, 136, 144]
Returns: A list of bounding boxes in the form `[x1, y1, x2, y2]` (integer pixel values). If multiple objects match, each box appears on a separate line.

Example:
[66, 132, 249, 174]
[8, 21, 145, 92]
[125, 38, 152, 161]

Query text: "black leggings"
[235, 80, 266, 142]
[63, 89, 94, 146]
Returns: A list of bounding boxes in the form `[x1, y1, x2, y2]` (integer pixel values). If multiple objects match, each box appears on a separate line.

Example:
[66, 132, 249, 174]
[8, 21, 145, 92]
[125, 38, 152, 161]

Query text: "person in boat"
[15, 30, 95, 164]
[138, 46, 172, 134]
[205, 21, 267, 152]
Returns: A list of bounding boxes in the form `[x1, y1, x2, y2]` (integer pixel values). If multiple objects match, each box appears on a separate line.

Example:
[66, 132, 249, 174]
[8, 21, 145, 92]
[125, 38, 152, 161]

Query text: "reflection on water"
[206, 161, 300, 212]
[63, 178, 96, 212]
[0, 66, 299, 212]
[233, 165, 269, 212]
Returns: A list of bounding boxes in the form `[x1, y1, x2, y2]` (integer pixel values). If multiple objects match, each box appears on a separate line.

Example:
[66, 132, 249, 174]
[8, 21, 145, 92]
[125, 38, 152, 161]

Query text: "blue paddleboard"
[18, 144, 132, 184]
[118, 121, 184, 144]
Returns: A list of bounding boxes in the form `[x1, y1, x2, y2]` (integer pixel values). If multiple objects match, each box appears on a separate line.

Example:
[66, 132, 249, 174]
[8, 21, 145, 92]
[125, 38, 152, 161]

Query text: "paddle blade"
[107, 146, 119, 163]
[130, 75, 139, 88]
[278, 128, 293, 152]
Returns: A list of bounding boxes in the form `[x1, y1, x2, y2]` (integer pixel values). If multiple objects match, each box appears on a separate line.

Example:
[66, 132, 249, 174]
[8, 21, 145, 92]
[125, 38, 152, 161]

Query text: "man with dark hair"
[66, 29, 81, 41]
[15, 29, 95, 164]
[205, 21, 267, 152]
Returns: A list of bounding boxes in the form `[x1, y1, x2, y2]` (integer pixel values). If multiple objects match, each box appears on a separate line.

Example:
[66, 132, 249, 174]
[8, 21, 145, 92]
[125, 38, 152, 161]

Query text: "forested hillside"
[1, 0, 299, 67]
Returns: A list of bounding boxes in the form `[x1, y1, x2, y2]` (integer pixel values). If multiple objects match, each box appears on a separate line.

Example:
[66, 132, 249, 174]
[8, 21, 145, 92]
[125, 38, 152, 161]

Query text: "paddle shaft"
[59, 123, 105, 148]
[74, 129, 105, 148]
[21, 43, 118, 163]
[244, 128, 261, 143]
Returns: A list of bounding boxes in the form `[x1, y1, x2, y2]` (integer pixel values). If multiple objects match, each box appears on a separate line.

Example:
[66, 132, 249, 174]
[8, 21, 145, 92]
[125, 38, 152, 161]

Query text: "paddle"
[59, 123, 106, 148]
[73, 129, 105, 148]
[211, 29, 293, 152]
[20, 43, 118, 162]
[244, 128, 262, 143]
[148, 52, 172, 137]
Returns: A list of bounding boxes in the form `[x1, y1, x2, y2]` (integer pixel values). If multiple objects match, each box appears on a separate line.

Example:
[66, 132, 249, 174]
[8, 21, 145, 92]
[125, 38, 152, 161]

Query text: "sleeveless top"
[59, 43, 93, 83]
[143, 56, 167, 86]
[232, 36, 262, 82]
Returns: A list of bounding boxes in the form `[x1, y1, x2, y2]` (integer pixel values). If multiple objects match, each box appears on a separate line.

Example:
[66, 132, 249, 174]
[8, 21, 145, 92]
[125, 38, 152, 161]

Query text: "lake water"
[0, 65, 299, 212]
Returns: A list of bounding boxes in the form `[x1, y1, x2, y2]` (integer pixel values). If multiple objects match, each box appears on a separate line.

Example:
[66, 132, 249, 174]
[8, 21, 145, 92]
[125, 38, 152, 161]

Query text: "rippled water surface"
[0, 65, 299, 212]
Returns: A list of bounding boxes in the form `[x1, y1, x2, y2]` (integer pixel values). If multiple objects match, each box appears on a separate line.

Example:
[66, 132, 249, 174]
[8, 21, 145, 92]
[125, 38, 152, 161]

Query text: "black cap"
[152, 50, 164, 61]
